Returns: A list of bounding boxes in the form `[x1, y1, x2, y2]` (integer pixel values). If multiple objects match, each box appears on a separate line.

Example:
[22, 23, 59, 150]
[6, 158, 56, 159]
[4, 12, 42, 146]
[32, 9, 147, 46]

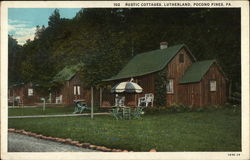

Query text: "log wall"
[9, 82, 41, 106]
[56, 74, 91, 106]
[166, 48, 193, 105]
[200, 63, 227, 105]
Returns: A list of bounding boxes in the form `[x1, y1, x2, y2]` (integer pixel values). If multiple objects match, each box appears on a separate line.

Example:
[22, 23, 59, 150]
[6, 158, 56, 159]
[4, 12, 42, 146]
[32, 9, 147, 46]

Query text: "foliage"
[9, 108, 241, 151]
[9, 8, 241, 94]
[154, 69, 167, 106]
[228, 92, 241, 104]
[168, 104, 192, 113]
[8, 35, 22, 84]
[144, 103, 240, 114]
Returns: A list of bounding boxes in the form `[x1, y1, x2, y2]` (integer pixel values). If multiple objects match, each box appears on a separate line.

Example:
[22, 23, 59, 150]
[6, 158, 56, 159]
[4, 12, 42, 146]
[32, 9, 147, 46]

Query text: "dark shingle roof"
[179, 60, 215, 84]
[53, 64, 83, 82]
[104, 44, 195, 81]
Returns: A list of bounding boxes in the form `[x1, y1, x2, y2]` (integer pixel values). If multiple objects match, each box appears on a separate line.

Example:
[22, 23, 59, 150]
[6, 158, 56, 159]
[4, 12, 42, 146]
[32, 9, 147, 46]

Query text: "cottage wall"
[178, 83, 201, 106]
[200, 64, 227, 105]
[9, 83, 41, 106]
[166, 48, 193, 105]
[177, 63, 227, 106]
[23, 83, 41, 105]
[56, 74, 91, 106]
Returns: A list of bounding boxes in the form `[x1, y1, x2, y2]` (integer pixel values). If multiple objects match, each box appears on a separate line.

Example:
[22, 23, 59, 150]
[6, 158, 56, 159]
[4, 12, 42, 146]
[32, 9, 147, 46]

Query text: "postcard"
[1, 1, 249, 160]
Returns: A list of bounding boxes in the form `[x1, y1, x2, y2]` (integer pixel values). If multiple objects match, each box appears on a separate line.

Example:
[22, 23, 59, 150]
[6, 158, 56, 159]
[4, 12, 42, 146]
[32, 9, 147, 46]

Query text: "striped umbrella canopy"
[111, 81, 143, 93]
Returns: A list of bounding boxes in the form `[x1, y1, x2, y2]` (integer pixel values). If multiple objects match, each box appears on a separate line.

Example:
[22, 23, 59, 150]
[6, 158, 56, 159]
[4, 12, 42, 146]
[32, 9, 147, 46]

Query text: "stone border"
[8, 128, 158, 152]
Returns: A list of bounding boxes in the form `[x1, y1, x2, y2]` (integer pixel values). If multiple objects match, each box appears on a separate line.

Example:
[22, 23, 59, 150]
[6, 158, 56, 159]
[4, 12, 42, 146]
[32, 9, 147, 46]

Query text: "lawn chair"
[15, 96, 23, 107]
[115, 96, 125, 107]
[122, 107, 131, 120]
[73, 100, 88, 114]
[131, 106, 144, 119]
[138, 93, 154, 107]
[111, 107, 122, 120]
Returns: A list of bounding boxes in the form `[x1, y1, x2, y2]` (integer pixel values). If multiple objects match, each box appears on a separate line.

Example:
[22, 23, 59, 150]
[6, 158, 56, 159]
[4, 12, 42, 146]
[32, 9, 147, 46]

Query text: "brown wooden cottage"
[52, 64, 91, 106]
[103, 42, 228, 107]
[8, 82, 41, 106]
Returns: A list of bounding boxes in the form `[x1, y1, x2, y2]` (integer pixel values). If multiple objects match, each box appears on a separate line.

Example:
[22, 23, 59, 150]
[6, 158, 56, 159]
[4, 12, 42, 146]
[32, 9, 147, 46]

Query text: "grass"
[8, 106, 103, 116]
[8, 107, 241, 151]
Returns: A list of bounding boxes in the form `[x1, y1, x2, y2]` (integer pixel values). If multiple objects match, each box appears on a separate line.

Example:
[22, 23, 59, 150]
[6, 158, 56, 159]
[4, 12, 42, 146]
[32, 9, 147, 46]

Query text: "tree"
[48, 9, 60, 28]
[10, 8, 240, 94]
[8, 35, 22, 84]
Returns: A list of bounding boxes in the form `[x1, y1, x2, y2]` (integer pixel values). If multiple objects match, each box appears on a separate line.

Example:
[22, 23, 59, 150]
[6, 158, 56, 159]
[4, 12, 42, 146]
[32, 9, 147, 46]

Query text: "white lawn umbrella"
[111, 81, 143, 93]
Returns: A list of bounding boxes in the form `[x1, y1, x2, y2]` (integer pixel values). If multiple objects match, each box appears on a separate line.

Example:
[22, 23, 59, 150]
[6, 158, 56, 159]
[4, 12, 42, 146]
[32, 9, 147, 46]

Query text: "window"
[74, 85, 81, 95]
[179, 53, 184, 63]
[166, 79, 174, 93]
[210, 80, 217, 91]
[28, 88, 33, 96]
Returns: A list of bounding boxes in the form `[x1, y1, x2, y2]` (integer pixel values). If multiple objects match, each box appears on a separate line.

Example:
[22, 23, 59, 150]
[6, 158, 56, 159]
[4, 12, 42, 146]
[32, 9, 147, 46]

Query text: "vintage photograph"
[1, 1, 249, 160]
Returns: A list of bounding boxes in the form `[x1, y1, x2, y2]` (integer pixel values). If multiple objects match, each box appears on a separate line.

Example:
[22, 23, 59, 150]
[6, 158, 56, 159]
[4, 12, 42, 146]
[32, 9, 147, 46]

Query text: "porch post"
[91, 86, 94, 119]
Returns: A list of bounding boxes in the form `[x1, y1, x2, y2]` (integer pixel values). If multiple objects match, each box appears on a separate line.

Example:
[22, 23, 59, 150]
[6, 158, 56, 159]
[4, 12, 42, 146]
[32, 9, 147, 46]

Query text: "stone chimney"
[160, 42, 168, 49]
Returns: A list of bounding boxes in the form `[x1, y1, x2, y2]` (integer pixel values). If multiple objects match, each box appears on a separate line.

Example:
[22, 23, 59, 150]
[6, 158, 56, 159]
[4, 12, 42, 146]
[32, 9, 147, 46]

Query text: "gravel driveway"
[8, 132, 98, 152]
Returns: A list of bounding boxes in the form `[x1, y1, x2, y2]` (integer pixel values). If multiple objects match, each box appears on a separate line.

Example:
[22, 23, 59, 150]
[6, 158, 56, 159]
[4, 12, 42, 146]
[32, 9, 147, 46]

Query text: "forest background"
[8, 8, 241, 97]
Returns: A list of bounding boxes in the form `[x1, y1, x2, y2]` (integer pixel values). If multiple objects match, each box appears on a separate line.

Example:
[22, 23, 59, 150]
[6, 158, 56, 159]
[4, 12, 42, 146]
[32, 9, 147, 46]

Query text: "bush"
[229, 92, 241, 104]
[145, 103, 240, 114]
[168, 104, 191, 113]
[223, 103, 241, 112]
[144, 104, 195, 114]
[192, 105, 223, 112]
[144, 106, 168, 114]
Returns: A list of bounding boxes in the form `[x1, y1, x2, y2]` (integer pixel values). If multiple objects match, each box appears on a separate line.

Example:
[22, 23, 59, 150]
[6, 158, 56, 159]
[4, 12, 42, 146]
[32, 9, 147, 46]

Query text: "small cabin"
[52, 64, 91, 106]
[8, 82, 41, 106]
[103, 42, 228, 107]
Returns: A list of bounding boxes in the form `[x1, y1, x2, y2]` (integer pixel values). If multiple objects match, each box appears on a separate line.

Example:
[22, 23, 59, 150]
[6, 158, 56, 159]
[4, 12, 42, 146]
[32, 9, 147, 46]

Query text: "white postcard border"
[1, 1, 249, 160]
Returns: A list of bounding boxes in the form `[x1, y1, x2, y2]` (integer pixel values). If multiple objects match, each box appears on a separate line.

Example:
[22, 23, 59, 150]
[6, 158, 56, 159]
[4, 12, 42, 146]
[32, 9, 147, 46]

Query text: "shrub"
[168, 104, 191, 113]
[145, 103, 240, 114]
[229, 92, 241, 104]
[144, 106, 168, 114]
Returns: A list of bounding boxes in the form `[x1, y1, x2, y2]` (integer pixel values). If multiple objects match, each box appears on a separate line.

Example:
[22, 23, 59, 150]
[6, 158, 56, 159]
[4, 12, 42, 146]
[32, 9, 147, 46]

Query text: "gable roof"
[179, 60, 216, 84]
[53, 64, 83, 82]
[104, 44, 195, 81]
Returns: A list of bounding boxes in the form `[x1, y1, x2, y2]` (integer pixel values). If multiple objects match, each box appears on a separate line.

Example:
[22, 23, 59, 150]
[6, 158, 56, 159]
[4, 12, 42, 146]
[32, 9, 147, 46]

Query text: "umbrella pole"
[134, 94, 136, 107]
[135, 79, 138, 107]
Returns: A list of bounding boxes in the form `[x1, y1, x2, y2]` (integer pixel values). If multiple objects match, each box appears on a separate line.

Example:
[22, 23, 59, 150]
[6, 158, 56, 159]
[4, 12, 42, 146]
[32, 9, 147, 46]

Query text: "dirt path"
[8, 112, 110, 119]
[8, 132, 98, 152]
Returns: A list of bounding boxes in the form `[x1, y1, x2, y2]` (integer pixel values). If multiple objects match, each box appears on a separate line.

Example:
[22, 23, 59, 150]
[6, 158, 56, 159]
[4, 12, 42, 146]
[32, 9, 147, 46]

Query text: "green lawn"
[8, 108, 241, 151]
[8, 107, 74, 116]
[8, 106, 103, 116]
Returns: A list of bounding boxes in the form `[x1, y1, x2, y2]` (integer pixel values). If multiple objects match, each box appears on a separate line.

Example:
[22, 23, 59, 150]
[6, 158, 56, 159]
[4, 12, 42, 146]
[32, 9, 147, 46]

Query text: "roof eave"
[182, 44, 197, 62]
[179, 80, 201, 84]
[213, 60, 229, 81]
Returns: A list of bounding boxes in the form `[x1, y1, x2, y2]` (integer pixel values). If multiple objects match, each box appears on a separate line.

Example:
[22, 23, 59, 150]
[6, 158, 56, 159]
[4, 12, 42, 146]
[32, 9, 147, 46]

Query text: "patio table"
[112, 106, 131, 120]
